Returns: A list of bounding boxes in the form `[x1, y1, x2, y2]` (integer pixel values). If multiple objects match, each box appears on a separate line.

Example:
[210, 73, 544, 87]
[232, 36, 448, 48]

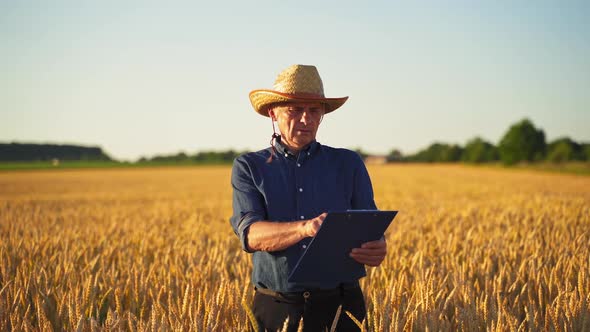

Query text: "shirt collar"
[273, 136, 320, 159]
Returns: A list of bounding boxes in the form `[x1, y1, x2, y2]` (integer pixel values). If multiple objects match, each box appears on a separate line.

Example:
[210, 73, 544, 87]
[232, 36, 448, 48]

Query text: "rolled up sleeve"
[230, 156, 267, 253]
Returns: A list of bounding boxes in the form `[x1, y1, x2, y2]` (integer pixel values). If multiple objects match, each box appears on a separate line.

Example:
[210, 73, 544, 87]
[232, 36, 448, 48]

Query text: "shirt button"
[297, 163, 301, 167]
[307, 152, 310, 156]
[299, 188, 303, 192]
[302, 244, 307, 249]
[300, 215, 305, 219]
[284, 153, 289, 157]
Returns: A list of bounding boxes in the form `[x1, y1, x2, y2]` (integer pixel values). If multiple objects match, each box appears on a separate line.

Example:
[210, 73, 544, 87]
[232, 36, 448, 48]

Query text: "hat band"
[278, 92, 326, 99]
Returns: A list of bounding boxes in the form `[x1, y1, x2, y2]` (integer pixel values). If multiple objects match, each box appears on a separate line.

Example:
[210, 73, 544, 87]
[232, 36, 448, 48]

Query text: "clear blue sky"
[1, 1, 589, 161]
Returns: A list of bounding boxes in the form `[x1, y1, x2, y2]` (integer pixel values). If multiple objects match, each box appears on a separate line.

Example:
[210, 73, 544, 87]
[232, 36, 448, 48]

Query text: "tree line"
[2, 119, 587, 165]
[0, 143, 244, 164]
[384, 119, 589, 165]
[137, 150, 244, 164]
[0, 143, 113, 162]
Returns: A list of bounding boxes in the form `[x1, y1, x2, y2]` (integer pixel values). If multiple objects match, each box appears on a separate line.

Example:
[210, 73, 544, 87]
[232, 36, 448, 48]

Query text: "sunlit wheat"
[0, 164, 588, 331]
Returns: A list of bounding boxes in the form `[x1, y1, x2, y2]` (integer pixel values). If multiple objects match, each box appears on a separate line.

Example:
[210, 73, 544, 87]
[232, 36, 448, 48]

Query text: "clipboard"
[288, 210, 398, 283]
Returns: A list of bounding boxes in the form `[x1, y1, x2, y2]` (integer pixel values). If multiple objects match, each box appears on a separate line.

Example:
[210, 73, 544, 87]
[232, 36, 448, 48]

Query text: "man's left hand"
[349, 239, 387, 267]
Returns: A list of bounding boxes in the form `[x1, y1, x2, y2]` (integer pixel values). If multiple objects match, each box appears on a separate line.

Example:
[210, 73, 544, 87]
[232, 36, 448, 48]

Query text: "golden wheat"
[0, 164, 589, 331]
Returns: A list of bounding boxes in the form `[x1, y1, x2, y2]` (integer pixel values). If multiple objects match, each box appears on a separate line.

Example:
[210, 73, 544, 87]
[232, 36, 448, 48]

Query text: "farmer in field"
[230, 64, 386, 331]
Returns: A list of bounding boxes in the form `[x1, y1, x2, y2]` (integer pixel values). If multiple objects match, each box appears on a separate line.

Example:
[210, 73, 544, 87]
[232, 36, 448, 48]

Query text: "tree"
[498, 119, 546, 165]
[461, 137, 498, 163]
[440, 144, 464, 162]
[406, 142, 463, 162]
[547, 141, 573, 163]
[387, 149, 404, 162]
[546, 137, 585, 162]
[584, 144, 590, 161]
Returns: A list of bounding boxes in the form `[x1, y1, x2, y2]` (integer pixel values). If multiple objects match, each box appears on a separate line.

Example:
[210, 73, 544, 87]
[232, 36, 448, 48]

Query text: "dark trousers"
[252, 286, 366, 332]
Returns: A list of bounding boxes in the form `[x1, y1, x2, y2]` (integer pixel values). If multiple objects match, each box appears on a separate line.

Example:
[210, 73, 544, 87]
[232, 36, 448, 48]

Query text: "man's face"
[269, 102, 325, 152]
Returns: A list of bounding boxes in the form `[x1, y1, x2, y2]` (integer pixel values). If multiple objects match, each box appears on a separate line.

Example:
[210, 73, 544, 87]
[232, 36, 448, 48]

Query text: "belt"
[255, 283, 360, 303]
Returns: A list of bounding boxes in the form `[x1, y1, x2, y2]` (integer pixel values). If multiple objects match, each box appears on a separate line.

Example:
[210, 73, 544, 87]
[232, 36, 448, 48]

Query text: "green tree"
[151, 152, 189, 162]
[387, 149, 404, 162]
[547, 141, 573, 163]
[407, 143, 463, 162]
[498, 119, 546, 165]
[546, 137, 585, 162]
[440, 144, 463, 162]
[584, 144, 590, 161]
[461, 137, 498, 163]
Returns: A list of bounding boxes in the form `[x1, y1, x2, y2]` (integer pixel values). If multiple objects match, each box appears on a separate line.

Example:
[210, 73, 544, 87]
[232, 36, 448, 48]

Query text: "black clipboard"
[288, 210, 398, 283]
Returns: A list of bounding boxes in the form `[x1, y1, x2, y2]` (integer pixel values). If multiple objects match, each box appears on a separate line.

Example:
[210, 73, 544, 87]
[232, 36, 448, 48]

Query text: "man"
[230, 64, 386, 331]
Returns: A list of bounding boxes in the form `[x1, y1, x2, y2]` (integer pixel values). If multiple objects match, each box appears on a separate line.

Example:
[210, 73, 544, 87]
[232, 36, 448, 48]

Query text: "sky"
[1, 1, 589, 161]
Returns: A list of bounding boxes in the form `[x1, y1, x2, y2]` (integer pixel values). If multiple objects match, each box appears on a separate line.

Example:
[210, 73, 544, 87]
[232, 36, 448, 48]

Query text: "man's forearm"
[245, 213, 325, 252]
[246, 220, 308, 252]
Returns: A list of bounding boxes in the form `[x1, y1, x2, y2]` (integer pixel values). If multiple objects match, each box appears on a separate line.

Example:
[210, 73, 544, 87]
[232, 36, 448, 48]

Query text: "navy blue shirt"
[230, 139, 377, 292]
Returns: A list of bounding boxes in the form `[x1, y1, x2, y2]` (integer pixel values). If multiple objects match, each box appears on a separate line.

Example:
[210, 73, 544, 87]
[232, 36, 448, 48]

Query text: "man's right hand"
[302, 212, 327, 238]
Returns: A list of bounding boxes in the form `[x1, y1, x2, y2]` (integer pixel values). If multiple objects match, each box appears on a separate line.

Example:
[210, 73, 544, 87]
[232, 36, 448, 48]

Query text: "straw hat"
[249, 64, 348, 117]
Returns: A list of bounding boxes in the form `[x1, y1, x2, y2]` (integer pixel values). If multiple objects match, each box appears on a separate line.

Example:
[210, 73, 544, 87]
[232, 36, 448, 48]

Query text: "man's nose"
[299, 110, 313, 125]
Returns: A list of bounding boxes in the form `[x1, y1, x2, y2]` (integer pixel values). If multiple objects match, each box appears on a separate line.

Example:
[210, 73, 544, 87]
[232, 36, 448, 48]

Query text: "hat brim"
[249, 89, 348, 117]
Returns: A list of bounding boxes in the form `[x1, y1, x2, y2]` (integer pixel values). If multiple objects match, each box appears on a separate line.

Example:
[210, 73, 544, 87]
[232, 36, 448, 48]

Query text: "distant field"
[0, 165, 589, 331]
[511, 161, 590, 175]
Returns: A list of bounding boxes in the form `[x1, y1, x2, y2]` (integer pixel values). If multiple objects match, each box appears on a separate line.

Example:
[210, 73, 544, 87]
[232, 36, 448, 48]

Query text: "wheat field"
[0, 164, 589, 331]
